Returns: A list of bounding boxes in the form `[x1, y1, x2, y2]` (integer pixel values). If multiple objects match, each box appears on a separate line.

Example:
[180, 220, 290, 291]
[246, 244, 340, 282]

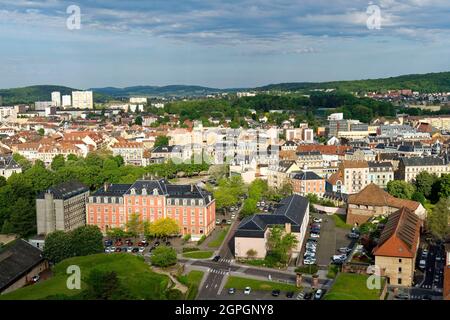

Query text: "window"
[398, 259, 402, 263]
[397, 278, 402, 285]
[398, 267, 402, 273]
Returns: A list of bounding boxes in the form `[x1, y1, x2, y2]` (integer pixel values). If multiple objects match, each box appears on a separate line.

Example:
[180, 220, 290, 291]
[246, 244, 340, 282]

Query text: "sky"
[1, 0, 450, 89]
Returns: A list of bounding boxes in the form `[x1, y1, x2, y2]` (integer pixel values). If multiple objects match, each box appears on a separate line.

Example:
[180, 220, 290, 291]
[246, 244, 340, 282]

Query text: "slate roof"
[291, 171, 323, 181]
[0, 156, 21, 170]
[37, 181, 89, 200]
[92, 184, 133, 197]
[235, 195, 309, 238]
[0, 239, 46, 292]
[400, 156, 446, 166]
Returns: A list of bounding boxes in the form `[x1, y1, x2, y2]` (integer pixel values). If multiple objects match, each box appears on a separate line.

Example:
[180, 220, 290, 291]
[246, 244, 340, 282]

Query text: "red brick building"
[86, 179, 215, 240]
[290, 171, 326, 196]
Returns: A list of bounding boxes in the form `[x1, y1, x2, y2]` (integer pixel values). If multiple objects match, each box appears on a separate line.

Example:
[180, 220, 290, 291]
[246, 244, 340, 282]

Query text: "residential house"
[267, 160, 300, 189]
[373, 207, 421, 287]
[290, 171, 326, 196]
[397, 156, 450, 182]
[0, 155, 22, 179]
[234, 195, 309, 259]
[346, 183, 426, 225]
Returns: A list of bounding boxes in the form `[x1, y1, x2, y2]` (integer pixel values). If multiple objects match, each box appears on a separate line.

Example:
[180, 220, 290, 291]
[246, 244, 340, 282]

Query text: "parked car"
[286, 291, 294, 298]
[419, 259, 426, 269]
[313, 218, 322, 223]
[127, 247, 133, 253]
[132, 247, 139, 253]
[228, 288, 235, 294]
[303, 292, 313, 300]
[216, 219, 221, 224]
[104, 240, 113, 247]
[271, 289, 280, 297]
[231, 214, 236, 219]
[304, 258, 316, 265]
[314, 289, 323, 300]
[154, 241, 160, 246]
[310, 233, 320, 238]
[213, 255, 221, 262]
[115, 247, 122, 252]
[244, 287, 251, 295]
[395, 293, 410, 300]
[338, 247, 352, 254]
[32, 275, 40, 283]
[227, 220, 232, 225]
[348, 233, 359, 239]
[139, 247, 145, 253]
[221, 219, 227, 224]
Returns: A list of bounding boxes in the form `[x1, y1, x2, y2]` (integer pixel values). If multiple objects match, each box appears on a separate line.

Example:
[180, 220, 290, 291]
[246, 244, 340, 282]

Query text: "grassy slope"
[1, 253, 169, 300]
[324, 273, 383, 300]
[207, 227, 229, 248]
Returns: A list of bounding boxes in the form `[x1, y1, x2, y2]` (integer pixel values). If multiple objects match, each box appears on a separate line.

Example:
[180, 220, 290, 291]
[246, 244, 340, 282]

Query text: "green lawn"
[1, 254, 169, 300]
[225, 276, 301, 292]
[207, 227, 229, 248]
[177, 270, 205, 300]
[324, 273, 384, 300]
[332, 214, 353, 229]
[182, 250, 214, 259]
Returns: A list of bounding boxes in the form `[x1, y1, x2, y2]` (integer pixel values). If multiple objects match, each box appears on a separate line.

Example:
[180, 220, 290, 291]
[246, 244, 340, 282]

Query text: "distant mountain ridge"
[1, 71, 449, 105]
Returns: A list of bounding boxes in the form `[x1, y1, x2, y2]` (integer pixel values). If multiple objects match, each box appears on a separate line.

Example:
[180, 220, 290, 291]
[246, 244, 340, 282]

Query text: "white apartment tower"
[72, 91, 93, 109]
[62, 95, 72, 107]
[51, 91, 61, 107]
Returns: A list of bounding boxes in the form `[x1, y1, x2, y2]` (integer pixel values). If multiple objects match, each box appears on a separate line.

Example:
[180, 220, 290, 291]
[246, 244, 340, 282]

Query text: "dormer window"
[130, 188, 136, 195]
[153, 188, 159, 196]
[142, 188, 147, 195]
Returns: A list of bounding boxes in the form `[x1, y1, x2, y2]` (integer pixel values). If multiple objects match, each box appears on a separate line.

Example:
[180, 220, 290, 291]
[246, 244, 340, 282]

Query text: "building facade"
[36, 181, 89, 235]
[72, 91, 94, 109]
[290, 171, 326, 196]
[397, 157, 450, 182]
[86, 179, 215, 240]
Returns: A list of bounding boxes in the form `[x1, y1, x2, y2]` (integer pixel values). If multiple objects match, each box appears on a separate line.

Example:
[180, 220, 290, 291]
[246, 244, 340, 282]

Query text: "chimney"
[104, 182, 109, 192]
[285, 223, 291, 234]
[191, 184, 194, 192]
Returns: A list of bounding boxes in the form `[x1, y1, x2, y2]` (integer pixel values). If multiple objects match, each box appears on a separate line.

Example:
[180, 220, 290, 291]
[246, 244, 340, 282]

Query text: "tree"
[8, 197, 36, 237]
[437, 174, 450, 200]
[240, 198, 257, 217]
[134, 116, 143, 126]
[126, 213, 144, 237]
[267, 225, 298, 265]
[214, 188, 237, 210]
[83, 270, 132, 300]
[37, 128, 45, 136]
[154, 135, 169, 148]
[414, 171, 437, 199]
[12, 153, 31, 171]
[0, 176, 6, 188]
[146, 218, 180, 238]
[106, 227, 126, 240]
[67, 154, 78, 161]
[150, 245, 177, 267]
[51, 154, 66, 171]
[427, 198, 450, 240]
[42, 231, 73, 263]
[387, 180, 415, 199]
[70, 225, 104, 257]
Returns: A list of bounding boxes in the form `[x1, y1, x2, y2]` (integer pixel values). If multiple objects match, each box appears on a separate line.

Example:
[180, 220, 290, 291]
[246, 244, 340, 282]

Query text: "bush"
[150, 245, 177, 267]
[183, 234, 191, 242]
[166, 289, 184, 300]
[295, 265, 319, 274]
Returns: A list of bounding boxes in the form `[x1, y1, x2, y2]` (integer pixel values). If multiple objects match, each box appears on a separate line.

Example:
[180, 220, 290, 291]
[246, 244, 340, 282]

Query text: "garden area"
[207, 227, 230, 248]
[177, 270, 205, 300]
[324, 273, 384, 300]
[0, 253, 171, 300]
[182, 250, 214, 259]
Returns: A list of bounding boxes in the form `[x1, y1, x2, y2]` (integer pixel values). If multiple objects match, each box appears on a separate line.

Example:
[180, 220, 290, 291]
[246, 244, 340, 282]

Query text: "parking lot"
[217, 288, 323, 300]
[103, 238, 172, 256]
[301, 212, 355, 267]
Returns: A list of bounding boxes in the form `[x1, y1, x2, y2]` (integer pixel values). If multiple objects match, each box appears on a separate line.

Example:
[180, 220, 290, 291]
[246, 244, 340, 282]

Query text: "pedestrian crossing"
[207, 268, 230, 275]
[219, 258, 234, 264]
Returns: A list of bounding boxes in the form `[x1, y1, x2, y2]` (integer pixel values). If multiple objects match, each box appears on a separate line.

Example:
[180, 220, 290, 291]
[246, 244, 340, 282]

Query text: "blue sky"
[1, 0, 450, 89]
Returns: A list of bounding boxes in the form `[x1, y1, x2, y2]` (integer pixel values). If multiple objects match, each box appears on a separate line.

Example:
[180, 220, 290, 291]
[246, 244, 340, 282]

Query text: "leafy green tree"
[126, 213, 144, 237]
[70, 225, 104, 257]
[12, 153, 31, 171]
[411, 191, 426, 205]
[37, 128, 45, 136]
[146, 218, 180, 238]
[0, 176, 6, 188]
[83, 270, 132, 300]
[414, 171, 437, 199]
[67, 154, 78, 161]
[214, 188, 237, 211]
[150, 245, 177, 267]
[9, 198, 36, 237]
[241, 198, 258, 217]
[387, 180, 415, 199]
[154, 135, 169, 148]
[42, 231, 73, 263]
[437, 174, 450, 200]
[267, 225, 298, 265]
[427, 198, 450, 240]
[134, 116, 143, 126]
[106, 227, 126, 240]
[51, 154, 66, 171]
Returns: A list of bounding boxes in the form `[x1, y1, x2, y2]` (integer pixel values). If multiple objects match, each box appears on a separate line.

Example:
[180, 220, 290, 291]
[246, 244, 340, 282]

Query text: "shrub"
[196, 235, 206, 245]
[150, 245, 177, 267]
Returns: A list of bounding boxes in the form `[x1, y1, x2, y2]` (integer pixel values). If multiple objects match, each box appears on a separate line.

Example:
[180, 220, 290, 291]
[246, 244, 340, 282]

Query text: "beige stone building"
[36, 181, 89, 235]
[373, 207, 421, 287]
[346, 183, 426, 225]
[267, 160, 300, 189]
[397, 156, 450, 182]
